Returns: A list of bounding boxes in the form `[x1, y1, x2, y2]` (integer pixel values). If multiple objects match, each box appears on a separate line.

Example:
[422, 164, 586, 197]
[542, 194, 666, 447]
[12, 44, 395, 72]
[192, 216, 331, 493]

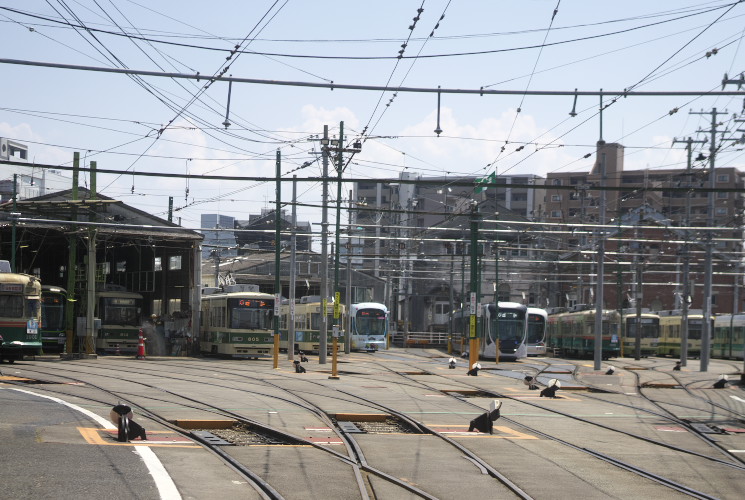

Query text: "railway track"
[10, 358, 528, 499]
[7, 353, 744, 499]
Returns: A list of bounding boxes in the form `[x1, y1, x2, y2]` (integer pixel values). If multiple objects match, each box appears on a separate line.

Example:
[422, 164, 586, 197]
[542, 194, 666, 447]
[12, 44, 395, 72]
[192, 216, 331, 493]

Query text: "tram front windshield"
[494, 310, 525, 342]
[688, 319, 703, 340]
[626, 318, 659, 338]
[527, 314, 545, 344]
[355, 309, 387, 335]
[228, 298, 274, 330]
[101, 297, 141, 326]
[42, 296, 65, 330]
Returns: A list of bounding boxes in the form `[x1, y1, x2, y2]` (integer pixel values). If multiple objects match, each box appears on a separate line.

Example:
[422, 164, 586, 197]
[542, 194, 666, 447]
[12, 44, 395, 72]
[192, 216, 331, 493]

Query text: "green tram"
[546, 307, 620, 359]
[547, 306, 659, 358]
[94, 286, 144, 354]
[279, 296, 345, 354]
[712, 313, 745, 360]
[41, 285, 67, 353]
[200, 284, 275, 358]
[0, 263, 42, 363]
[657, 309, 707, 358]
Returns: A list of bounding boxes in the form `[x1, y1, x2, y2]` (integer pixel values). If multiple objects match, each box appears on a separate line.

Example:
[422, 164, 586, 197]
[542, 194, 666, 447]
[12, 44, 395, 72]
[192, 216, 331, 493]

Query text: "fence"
[390, 331, 450, 347]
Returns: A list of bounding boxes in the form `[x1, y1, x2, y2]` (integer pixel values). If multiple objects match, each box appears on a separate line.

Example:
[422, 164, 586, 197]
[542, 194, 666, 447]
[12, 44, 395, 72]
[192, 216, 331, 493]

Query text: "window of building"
[570, 176, 586, 185]
[154, 257, 162, 272]
[717, 192, 728, 199]
[717, 174, 729, 182]
[168, 298, 181, 315]
[168, 255, 182, 271]
[716, 207, 728, 215]
[552, 179, 562, 186]
[550, 210, 562, 218]
[551, 194, 562, 202]
[116, 261, 126, 273]
[512, 193, 528, 201]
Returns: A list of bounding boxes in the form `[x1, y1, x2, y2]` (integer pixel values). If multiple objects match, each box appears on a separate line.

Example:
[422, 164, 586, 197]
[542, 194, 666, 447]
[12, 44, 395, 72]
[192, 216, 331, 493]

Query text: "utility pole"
[692, 108, 727, 372]
[634, 206, 644, 361]
[345, 189, 353, 354]
[318, 127, 330, 363]
[288, 175, 297, 361]
[327, 122, 361, 372]
[593, 152, 606, 370]
[672, 136, 706, 367]
[273, 150, 281, 370]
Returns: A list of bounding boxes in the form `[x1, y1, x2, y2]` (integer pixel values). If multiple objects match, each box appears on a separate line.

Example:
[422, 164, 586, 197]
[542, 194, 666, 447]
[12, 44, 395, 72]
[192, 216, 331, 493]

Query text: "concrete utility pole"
[345, 189, 353, 354]
[634, 207, 644, 361]
[320, 125, 329, 364]
[691, 108, 726, 372]
[288, 175, 297, 361]
[722, 73, 745, 381]
[273, 150, 281, 370]
[593, 152, 606, 371]
[672, 136, 706, 367]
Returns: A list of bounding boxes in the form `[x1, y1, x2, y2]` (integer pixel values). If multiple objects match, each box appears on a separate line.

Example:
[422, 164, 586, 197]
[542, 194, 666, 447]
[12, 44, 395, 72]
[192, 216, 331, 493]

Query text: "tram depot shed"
[0, 187, 203, 351]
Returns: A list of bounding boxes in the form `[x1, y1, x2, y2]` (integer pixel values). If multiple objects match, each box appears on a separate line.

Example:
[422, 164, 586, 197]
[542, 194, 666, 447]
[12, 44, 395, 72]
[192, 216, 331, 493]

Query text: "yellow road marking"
[434, 424, 538, 439]
[77, 427, 201, 448]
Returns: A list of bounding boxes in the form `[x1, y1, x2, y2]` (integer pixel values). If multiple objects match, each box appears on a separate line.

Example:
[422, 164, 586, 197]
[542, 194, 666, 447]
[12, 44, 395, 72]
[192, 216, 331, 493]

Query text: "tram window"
[26, 298, 41, 318]
[230, 308, 271, 329]
[311, 313, 320, 330]
[0, 295, 24, 317]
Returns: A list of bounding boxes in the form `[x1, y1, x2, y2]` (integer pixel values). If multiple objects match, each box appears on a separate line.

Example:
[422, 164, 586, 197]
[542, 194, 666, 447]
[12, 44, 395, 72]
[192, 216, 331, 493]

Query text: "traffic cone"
[136, 329, 146, 360]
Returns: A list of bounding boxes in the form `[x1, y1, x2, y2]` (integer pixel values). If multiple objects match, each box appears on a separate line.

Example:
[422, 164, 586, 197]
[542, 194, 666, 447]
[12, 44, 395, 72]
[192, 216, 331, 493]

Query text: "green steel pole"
[11, 173, 17, 272]
[469, 203, 480, 369]
[331, 121, 344, 378]
[65, 152, 80, 355]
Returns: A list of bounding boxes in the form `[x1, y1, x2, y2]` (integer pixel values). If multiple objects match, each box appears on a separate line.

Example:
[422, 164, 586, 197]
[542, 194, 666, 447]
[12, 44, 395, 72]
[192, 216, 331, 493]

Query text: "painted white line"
[730, 395, 745, 404]
[134, 446, 182, 500]
[10, 388, 182, 500]
[10, 388, 115, 429]
[727, 450, 745, 453]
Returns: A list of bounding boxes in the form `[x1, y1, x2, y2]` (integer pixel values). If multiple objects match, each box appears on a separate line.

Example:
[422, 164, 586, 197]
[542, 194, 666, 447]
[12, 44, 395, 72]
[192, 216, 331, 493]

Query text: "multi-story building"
[544, 141, 745, 314]
[200, 214, 237, 260]
[354, 172, 551, 333]
[0, 138, 76, 202]
[234, 208, 312, 253]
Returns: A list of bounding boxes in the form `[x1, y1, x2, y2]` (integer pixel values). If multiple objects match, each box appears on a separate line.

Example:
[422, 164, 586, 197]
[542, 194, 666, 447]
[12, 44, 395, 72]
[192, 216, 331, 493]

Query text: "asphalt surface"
[1, 349, 744, 499]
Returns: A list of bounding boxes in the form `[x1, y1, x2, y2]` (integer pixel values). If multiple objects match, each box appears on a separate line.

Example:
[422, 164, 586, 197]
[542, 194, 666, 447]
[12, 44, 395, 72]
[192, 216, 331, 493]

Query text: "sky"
[1, 1, 745, 240]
